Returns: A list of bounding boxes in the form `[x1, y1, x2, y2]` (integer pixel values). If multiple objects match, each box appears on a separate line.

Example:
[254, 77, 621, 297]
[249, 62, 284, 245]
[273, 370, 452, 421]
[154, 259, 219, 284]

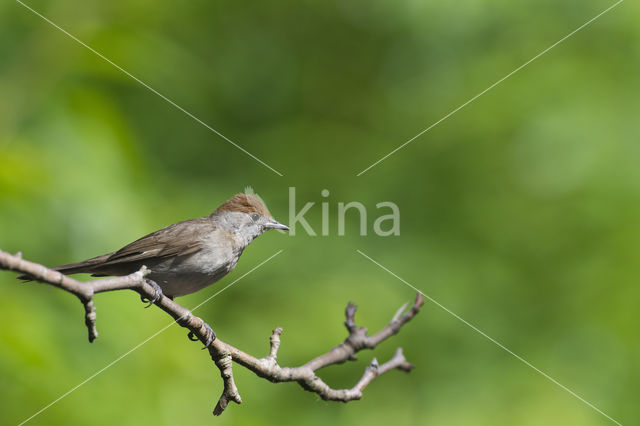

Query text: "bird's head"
[212, 193, 289, 243]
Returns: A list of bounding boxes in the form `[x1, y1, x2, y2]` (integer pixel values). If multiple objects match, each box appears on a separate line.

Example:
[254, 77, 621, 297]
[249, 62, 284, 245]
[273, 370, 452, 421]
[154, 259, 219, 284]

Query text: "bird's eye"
[251, 213, 260, 222]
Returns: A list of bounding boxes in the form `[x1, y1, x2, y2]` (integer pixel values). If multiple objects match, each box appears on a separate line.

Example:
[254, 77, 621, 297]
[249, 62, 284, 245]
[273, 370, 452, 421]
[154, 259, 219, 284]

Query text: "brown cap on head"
[213, 193, 272, 217]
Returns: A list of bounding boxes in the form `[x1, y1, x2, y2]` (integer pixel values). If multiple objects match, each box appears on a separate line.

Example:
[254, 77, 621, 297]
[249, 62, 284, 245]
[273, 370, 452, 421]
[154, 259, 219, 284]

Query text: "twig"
[0, 249, 422, 415]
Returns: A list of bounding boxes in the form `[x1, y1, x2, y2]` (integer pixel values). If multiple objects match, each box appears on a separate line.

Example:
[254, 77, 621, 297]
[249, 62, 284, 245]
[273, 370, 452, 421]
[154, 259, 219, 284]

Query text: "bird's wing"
[101, 217, 214, 265]
[17, 217, 215, 280]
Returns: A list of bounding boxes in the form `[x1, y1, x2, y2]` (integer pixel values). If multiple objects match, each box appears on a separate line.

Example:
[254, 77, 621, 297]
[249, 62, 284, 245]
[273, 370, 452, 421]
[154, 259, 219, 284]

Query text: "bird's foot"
[188, 322, 216, 349]
[140, 279, 163, 308]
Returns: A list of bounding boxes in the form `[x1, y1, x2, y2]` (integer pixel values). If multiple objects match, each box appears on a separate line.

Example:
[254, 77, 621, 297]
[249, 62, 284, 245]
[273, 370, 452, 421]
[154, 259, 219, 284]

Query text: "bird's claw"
[187, 322, 216, 349]
[140, 279, 163, 308]
[203, 322, 216, 348]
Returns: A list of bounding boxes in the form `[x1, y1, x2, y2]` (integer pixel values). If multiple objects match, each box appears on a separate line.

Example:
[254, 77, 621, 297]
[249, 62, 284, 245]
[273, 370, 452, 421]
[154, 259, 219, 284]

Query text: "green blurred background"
[1, 0, 638, 424]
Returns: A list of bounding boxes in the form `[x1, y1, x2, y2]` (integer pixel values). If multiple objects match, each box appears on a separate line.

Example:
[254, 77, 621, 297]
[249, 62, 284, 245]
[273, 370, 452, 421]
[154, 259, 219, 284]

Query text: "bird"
[18, 193, 288, 344]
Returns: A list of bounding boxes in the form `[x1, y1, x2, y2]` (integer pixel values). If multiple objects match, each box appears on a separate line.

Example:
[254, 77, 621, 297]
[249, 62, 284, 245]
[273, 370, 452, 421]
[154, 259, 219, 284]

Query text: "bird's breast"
[149, 239, 241, 298]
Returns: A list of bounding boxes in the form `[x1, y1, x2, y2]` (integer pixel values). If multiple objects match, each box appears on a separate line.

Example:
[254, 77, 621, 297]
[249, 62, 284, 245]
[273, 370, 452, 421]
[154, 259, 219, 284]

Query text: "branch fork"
[0, 249, 423, 415]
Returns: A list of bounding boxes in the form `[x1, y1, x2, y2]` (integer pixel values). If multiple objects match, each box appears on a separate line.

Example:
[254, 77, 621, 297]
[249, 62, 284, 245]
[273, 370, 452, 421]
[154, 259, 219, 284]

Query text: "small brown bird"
[21, 193, 288, 301]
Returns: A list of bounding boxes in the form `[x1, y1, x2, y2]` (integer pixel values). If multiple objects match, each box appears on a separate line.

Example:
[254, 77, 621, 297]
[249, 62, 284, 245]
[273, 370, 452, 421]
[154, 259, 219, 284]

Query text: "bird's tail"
[17, 253, 112, 281]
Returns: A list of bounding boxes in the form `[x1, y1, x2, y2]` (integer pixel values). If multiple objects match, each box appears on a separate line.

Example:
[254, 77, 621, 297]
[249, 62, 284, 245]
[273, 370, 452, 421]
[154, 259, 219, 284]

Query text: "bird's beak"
[266, 220, 290, 231]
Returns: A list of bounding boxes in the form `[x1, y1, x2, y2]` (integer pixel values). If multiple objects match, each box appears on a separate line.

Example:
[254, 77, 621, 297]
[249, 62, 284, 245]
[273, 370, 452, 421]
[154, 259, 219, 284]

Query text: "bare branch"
[267, 327, 283, 361]
[0, 249, 422, 415]
[212, 351, 242, 416]
[83, 299, 98, 342]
